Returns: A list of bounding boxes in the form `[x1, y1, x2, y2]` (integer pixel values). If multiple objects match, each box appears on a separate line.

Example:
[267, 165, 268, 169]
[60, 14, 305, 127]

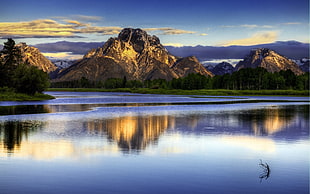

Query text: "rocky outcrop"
[235, 48, 303, 75]
[56, 28, 213, 81]
[16, 43, 57, 73]
[210, 62, 234, 75]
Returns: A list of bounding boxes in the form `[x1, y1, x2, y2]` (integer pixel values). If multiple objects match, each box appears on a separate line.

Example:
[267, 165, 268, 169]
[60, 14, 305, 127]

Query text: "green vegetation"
[0, 38, 52, 100]
[0, 87, 54, 101]
[47, 88, 309, 96]
[51, 67, 309, 96]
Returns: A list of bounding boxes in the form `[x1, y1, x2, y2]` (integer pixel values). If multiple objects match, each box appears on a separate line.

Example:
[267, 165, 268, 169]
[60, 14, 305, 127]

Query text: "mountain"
[209, 62, 234, 75]
[50, 59, 76, 69]
[55, 28, 213, 81]
[16, 43, 57, 73]
[235, 48, 303, 75]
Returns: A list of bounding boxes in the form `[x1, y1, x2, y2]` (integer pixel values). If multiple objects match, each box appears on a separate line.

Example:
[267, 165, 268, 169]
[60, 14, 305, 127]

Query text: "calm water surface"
[0, 92, 309, 194]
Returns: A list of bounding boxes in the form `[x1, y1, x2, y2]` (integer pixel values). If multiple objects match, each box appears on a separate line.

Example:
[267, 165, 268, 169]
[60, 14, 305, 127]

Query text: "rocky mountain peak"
[56, 28, 213, 81]
[118, 28, 160, 53]
[16, 43, 57, 73]
[235, 48, 303, 75]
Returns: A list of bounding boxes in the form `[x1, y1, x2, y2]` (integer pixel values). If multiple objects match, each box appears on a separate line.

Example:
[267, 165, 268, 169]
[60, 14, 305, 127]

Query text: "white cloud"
[222, 31, 279, 46]
[222, 24, 273, 29]
[0, 19, 122, 39]
[282, 22, 302, 25]
[163, 43, 184, 47]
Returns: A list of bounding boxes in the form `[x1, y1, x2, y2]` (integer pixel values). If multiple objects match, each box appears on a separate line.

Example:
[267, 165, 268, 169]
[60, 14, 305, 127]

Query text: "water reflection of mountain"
[86, 115, 175, 153]
[174, 105, 309, 141]
[0, 105, 308, 156]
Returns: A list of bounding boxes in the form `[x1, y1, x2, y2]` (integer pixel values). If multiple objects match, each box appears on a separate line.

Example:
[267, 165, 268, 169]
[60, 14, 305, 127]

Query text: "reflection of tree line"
[0, 105, 308, 154]
[0, 121, 44, 152]
[0, 105, 50, 115]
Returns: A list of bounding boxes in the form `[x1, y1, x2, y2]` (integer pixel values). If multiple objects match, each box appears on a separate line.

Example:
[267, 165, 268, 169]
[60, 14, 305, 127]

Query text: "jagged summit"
[16, 43, 57, 73]
[235, 48, 303, 75]
[56, 28, 213, 81]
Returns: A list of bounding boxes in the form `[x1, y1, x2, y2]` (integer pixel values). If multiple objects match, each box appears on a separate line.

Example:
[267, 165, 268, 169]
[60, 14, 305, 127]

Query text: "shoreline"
[0, 92, 55, 101]
[47, 88, 310, 97]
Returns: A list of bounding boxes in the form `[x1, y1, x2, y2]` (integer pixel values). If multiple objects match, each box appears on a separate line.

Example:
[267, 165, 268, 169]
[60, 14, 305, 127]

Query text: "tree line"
[51, 68, 309, 90]
[0, 39, 50, 95]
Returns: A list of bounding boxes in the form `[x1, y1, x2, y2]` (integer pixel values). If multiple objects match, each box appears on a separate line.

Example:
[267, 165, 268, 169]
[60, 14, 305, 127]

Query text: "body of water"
[0, 92, 309, 194]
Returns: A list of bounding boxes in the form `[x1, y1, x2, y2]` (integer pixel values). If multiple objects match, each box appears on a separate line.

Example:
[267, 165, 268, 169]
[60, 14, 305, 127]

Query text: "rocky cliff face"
[235, 48, 303, 75]
[16, 43, 57, 73]
[56, 28, 213, 81]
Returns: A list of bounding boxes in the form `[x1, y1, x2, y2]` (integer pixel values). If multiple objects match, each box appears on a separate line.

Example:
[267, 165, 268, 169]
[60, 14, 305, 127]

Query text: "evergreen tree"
[0, 38, 21, 87]
[13, 64, 50, 95]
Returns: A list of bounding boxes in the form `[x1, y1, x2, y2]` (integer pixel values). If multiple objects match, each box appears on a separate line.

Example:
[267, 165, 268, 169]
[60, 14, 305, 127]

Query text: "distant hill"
[54, 28, 213, 82]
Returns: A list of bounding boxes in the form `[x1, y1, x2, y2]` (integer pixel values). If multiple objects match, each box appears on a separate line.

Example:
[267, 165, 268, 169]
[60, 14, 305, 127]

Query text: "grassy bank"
[0, 91, 55, 101]
[47, 88, 310, 96]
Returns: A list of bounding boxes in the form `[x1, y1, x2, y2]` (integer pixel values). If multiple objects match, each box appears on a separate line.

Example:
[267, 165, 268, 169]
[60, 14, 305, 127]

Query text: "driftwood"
[259, 159, 270, 182]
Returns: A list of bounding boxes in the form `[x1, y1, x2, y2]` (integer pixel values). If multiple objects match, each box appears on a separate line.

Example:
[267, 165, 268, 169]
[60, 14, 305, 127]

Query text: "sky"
[0, 0, 309, 58]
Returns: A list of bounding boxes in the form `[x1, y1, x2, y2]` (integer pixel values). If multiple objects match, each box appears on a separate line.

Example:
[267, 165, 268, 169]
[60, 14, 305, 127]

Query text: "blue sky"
[0, 0, 309, 47]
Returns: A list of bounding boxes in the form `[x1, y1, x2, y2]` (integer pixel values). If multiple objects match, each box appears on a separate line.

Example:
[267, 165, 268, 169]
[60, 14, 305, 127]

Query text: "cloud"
[42, 52, 83, 60]
[222, 31, 279, 46]
[71, 15, 102, 22]
[144, 28, 196, 35]
[163, 43, 184, 47]
[282, 22, 302, 25]
[0, 19, 122, 39]
[222, 24, 273, 29]
[200, 33, 208, 36]
[52, 15, 102, 22]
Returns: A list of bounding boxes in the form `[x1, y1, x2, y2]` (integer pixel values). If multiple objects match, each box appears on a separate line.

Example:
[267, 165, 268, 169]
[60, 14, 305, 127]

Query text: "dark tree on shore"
[0, 38, 50, 95]
[0, 38, 21, 87]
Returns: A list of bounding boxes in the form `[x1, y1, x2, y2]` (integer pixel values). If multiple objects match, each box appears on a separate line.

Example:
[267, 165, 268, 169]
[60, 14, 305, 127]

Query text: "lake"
[0, 92, 309, 194]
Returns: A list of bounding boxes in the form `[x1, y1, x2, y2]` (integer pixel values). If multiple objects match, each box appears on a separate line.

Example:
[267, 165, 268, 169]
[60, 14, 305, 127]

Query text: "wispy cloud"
[0, 18, 196, 39]
[144, 28, 196, 35]
[282, 22, 302, 25]
[222, 31, 279, 46]
[42, 52, 83, 60]
[222, 24, 273, 29]
[200, 33, 208, 36]
[0, 19, 123, 39]
[163, 43, 184, 47]
[52, 15, 103, 22]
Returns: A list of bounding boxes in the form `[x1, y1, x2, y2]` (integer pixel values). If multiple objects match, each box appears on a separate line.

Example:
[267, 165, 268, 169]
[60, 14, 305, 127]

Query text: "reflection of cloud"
[221, 135, 276, 153]
[223, 31, 278, 46]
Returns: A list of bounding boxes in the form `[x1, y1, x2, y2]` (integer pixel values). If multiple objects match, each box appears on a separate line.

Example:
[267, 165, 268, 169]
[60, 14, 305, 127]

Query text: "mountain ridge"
[55, 28, 213, 81]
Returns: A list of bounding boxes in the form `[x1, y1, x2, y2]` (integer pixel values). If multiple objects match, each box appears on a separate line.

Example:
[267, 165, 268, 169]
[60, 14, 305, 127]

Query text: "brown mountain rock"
[235, 48, 303, 75]
[16, 43, 57, 73]
[56, 28, 213, 81]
